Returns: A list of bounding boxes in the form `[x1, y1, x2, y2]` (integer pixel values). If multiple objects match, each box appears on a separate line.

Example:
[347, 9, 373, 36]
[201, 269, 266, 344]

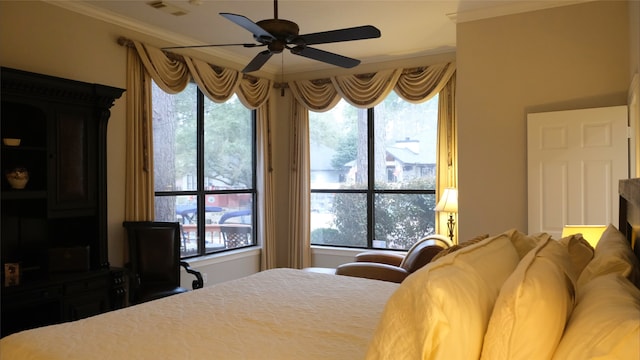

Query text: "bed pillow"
[577, 224, 640, 289]
[481, 238, 575, 360]
[552, 273, 640, 360]
[430, 233, 489, 262]
[366, 232, 521, 360]
[558, 234, 594, 282]
[508, 229, 551, 258]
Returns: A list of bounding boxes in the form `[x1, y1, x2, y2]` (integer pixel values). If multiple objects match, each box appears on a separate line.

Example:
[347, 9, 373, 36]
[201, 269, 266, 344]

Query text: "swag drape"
[287, 62, 457, 267]
[123, 40, 276, 270]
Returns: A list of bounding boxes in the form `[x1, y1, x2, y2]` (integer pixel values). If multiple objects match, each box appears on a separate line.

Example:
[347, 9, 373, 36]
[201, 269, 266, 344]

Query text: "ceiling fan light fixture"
[267, 41, 286, 54]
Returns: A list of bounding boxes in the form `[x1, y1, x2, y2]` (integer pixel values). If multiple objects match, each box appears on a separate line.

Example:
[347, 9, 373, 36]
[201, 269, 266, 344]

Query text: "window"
[152, 81, 257, 258]
[309, 92, 438, 250]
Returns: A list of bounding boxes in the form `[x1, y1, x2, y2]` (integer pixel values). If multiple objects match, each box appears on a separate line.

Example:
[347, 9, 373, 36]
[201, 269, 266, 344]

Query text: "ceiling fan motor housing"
[256, 19, 299, 42]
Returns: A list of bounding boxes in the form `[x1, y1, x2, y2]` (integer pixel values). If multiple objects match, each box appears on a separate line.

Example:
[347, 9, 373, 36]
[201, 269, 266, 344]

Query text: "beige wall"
[456, 1, 630, 240]
[629, 0, 640, 177]
[630, 0, 640, 77]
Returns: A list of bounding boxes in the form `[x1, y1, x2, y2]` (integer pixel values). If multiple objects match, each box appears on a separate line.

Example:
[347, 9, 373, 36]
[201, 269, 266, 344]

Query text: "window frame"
[153, 84, 258, 259]
[310, 100, 437, 250]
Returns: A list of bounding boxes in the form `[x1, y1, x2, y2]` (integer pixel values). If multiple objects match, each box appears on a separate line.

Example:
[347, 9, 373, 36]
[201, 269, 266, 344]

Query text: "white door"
[527, 106, 628, 238]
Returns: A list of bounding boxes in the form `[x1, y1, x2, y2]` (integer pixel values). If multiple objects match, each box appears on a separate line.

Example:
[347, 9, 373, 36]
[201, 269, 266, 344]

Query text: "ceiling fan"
[162, 0, 381, 73]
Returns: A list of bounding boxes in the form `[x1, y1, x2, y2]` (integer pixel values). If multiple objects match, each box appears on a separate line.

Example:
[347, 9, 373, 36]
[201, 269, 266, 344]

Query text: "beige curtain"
[435, 72, 458, 243]
[256, 102, 277, 270]
[125, 42, 191, 221]
[123, 40, 276, 269]
[124, 47, 155, 220]
[287, 99, 312, 269]
[287, 62, 457, 267]
[288, 80, 341, 111]
[332, 69, 402, 108]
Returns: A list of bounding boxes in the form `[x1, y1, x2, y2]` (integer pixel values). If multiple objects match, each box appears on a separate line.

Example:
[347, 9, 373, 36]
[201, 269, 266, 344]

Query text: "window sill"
[184, 246, 261, 267]
[310, 245, 407, 256]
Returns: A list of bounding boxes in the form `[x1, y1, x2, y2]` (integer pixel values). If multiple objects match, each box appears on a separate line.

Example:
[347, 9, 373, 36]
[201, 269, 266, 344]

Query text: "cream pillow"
[507, 229, 551, 258]
[552, 273, 640, 360]
[558, 234, 594, 282]
[481, 238, 575, 360]
[366, 233, 521, 360]
[577, 224, 640, 289]
[430, 233, 489, 262]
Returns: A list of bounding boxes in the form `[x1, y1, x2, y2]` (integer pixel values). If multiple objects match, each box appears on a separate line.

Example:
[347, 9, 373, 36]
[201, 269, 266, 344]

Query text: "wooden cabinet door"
[48, 104, 98, 214]
[62, 272, 110, 321]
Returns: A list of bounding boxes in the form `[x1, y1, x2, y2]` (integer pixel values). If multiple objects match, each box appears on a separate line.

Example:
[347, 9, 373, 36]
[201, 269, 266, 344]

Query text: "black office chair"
[123, 221, 203, 305]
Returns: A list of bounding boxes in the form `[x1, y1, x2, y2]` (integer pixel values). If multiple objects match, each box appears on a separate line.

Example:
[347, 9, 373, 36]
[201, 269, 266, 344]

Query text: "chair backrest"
[220, 225, 251, 248]
[123, 221, 182, 298]
[399, 235, 451, 273]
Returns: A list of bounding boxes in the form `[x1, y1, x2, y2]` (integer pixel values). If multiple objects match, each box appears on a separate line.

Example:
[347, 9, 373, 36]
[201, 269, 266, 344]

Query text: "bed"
[0, 268, 397, 359]
[1, 178, 639, 359]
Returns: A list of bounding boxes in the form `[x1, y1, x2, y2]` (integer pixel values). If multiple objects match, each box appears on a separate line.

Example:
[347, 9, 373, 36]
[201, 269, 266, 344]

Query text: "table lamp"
[435, 187, 458, 244]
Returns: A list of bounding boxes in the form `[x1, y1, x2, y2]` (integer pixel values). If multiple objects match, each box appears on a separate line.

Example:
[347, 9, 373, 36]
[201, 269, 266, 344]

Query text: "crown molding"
[447, 0, 595, 23]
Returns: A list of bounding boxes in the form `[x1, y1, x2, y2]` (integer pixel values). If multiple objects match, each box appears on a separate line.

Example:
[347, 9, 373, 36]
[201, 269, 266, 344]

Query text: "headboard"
[619, 178, 640, 261]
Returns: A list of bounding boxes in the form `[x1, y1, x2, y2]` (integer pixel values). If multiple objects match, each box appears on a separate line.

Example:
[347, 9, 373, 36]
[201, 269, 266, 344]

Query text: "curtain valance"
[289, 62, 455, 111]
[128, 39, 454, 112]
[396, 63, 456, 104]
[131, 40, 272, 109]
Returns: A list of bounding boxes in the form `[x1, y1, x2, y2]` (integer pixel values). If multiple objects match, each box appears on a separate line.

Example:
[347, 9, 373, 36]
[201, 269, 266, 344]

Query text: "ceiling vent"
[147, 1, 188, 16]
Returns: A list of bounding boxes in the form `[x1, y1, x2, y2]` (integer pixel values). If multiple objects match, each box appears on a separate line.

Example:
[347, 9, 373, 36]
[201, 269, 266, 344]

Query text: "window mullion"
[196, 89, 206, 255]
[366, 107, 375, 248]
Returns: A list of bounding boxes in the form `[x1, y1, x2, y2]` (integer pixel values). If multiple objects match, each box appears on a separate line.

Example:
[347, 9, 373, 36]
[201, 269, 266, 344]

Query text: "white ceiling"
[47, 0, 590, 77]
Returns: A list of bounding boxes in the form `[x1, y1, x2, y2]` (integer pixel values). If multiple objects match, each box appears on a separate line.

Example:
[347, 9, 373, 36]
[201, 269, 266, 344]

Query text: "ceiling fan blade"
[161, 43, 265, 50]
[242, 50, 274, 73]
[291, 46, 360, 69]
[220, 13, 275, 42]
[299, 25, 381, 46]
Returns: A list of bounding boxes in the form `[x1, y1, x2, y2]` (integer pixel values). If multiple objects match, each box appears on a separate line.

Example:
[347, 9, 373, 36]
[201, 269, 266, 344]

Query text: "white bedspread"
[0, 268, 398, 360]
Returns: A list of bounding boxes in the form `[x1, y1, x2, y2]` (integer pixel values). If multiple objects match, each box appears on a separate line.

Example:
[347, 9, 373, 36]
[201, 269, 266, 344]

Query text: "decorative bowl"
[5, 167, 29, 189]
[2, 138, 21, 146]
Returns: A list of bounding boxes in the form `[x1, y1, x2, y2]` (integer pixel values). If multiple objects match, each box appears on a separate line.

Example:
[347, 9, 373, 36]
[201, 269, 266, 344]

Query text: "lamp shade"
[561, 225, 607, 248]
[435, 188, 458, 213]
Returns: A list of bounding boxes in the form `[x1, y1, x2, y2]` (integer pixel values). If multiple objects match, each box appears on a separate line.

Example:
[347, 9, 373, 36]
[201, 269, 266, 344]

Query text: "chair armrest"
[180, 261, 204, 289]
[335, 262, 409, 283]
[355, 252, 405, 266]
[426, 234, 453, 247]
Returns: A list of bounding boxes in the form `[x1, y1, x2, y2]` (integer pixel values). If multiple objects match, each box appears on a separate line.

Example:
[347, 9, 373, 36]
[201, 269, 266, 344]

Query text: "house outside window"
[151, 81, 257, 258]
[310, 92, 438, 250]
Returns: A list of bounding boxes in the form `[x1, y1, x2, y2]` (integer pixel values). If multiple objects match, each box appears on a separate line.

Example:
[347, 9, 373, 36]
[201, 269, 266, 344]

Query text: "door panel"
[527, 106, 628, 238]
